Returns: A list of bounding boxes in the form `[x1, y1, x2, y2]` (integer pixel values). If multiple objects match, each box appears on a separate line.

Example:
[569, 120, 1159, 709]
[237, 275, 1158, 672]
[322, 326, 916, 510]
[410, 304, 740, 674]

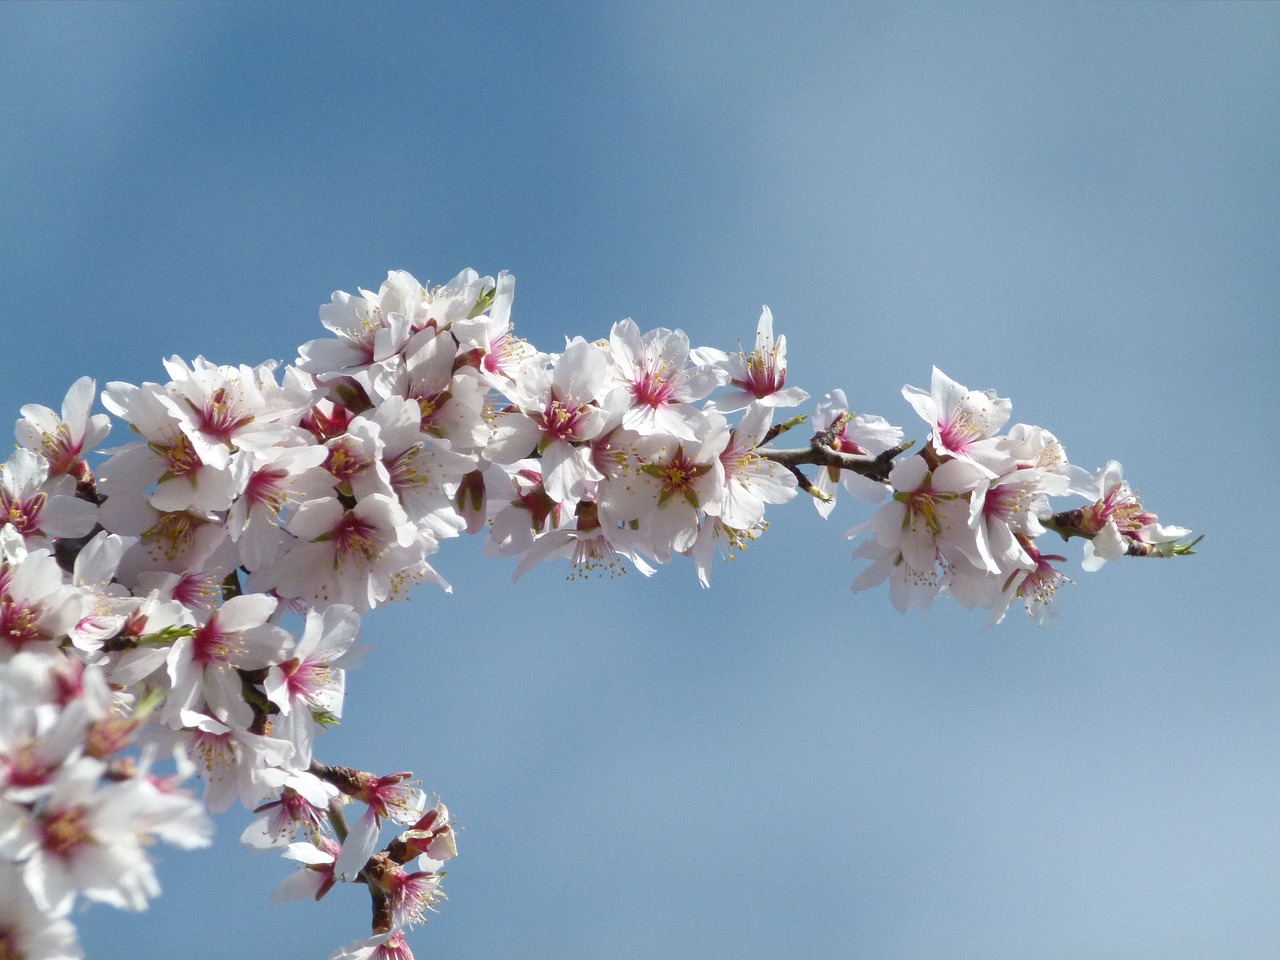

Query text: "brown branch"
[758, 438, 913, 486]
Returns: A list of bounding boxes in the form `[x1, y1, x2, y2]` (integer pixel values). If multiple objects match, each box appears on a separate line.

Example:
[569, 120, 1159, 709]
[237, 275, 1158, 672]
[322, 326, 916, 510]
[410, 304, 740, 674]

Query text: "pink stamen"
[631, 370, 675, 409]
[244, 468, 288, 510]
[538, 397, 590, 443]
[194, 387, 254, 443]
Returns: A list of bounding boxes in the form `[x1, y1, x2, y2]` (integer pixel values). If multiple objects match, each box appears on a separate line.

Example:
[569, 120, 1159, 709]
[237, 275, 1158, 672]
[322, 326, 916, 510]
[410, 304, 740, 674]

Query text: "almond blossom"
[0, 449, 98, 550]
[98, 381, 238, 517]
[600, 417, 730, 560]
[270, 837, 341, 904]
[371, 327, 490, 452]
[605, 318, 719, 439]
[902, 367, 1013, 475]
[701, 307, 809, 413]
[330, 930, 415, 960]
[241, 774, 336, 850]
[0, 862, 82, 959]
[1077, 461, 1193, 571]
[330, 771, 427, 882]
[253, 495, 435, 614]
[0, 756, 210, 916]
[15, 376, 110, 482]
[263, 605, 361, 767]
[487, 339, 624, 505]
[709, 403, 798, 529]
[157, 356, 313, 470]
[160, 593, 291, 730]
[0, 549, 87, 660]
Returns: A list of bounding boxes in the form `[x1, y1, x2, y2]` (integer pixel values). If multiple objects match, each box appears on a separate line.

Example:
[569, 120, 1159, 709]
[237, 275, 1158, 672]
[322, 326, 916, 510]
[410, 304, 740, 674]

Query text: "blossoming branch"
[0, 268, 1197, 960]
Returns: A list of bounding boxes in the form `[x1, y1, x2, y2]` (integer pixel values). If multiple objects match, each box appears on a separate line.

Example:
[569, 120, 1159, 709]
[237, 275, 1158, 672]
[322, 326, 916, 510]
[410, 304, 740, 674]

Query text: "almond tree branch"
[758, 438, 914, 485]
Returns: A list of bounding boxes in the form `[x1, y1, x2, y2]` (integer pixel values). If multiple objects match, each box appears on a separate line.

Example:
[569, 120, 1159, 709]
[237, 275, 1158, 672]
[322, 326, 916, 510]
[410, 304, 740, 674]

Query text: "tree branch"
[758, 438, 913, 485]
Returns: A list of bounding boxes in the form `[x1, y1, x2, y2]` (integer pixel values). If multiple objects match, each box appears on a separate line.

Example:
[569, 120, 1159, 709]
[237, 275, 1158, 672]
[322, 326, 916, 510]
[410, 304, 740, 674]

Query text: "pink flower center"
[51, 660, 86, 708]
[387, 868, 443, 928]
[375, 932, 414, 960]
[194, 387, 254, 443]
[5, 743, 57, 790]
[192, 619, 234, 666]
[983, 484, 1023, 523]
[360, 773, 417, 819]
[39, 422, 84, 476]
[1083, 485, 1155, 535]
[387, 448, 432, 494]
[143, 510, 206, 562]
[737, 349, 785, 398]
[303, 403, 355, 443]
[192, 729, 237, 773]
[1013, 546, 1070, 610]
[482, 332, 517, 375]
[513, 472, 562, 531]
[245, 468, 288, 510]
[539, 397, 591, 443]
[255, 786, 328, 838]
[0, 490, 46, 537]
[0, 601, 43, 651]
[325, 441, 372, 485]
[415, 391, 449, 433]
[331, 513, 379, 562]
[280, 657, 331, 704]
[643, 447, 709, 506]
[631, 370, 676, 409]
[172, 572, 222, 610]
[40, 804, 94, 861]
[936, 411, 979, 454]
[156, 433, 203, 478]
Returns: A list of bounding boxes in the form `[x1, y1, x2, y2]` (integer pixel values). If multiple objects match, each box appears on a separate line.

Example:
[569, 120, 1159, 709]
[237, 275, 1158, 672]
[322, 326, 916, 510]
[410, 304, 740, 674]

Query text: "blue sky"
[2, 2, 1278, 957]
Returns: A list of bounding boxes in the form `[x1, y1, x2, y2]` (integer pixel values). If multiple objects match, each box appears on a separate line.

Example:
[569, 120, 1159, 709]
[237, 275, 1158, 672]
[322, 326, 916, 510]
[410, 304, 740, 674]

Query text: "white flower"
[600, 416, 729, 560]
[901, 367, 1012, 476]
[175, 711, 294, 814]
[330, 930, 414, 960]
[15, 375, 110, 480]
[254, 495, 435, 614]
[157, 356, 313, 471]
[707, 402, 797, 529]
[372, 328, 491, 454]
[851, 454, 991, 612]
[161, 594, 291, 730]
[99, 381, 238, 517]
[605, 318, 718, 440]
[226, 444, 334, 572]
[0, 449, 97, 549]
[0, 550, 88, 660]
[331, 772, 426, 882]
[487, 339, 624, 506]
[270, 837, 339, 904]
[297, 283, 414, 395]
[0, 758, 160, 915]
[264, 605, 360, 766]
[347, 398, 473, 542]
[703, 307, 808, 413]
[0, 862, 82, 959]
[1078, 461, 1191, 571]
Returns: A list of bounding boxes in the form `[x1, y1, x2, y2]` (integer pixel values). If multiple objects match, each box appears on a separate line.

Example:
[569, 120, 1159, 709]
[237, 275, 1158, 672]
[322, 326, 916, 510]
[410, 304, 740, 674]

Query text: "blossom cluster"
[848, 368, 1195, 623]
[0, 537, 213, 960]
[0, 267, 1195, 959]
